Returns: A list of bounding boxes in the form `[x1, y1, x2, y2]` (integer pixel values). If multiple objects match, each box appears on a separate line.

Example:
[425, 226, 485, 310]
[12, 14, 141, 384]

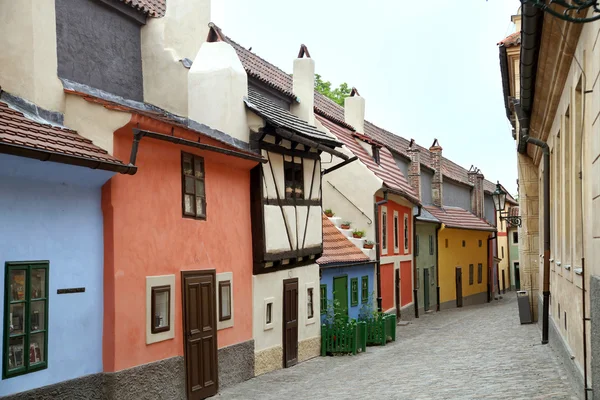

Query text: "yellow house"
[425, 206, 496, 309]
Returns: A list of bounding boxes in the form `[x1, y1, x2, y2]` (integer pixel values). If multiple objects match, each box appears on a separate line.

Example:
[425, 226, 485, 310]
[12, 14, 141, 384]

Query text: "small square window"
[445, 238, 448, 248]
[219, 281, 232, 321]
[477, 263, 483, 284]
[284, 160, 304, 199]
[469, 264, 474, 285]
[462, 240, 466, 247]
[351, 278, 359, 306]
[151, 285, 171, 334]
[266, 302, 273, 324]
[513, 231, 519, 244]
[479, 240, 483, 247]
[307, 288, 314, 319]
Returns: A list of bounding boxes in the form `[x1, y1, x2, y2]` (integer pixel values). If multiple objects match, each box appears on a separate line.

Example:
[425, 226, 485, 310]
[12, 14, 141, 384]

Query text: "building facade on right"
[498, 5, 600, 398]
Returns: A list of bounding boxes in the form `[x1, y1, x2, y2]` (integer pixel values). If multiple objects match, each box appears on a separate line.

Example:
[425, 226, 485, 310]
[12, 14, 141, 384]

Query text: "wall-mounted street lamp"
[492, 182, 522, 227]
[522, 0, 600, 23]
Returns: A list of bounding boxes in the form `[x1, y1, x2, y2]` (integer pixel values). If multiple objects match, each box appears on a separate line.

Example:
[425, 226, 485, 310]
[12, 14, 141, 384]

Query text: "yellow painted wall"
[438, 227, 490, 304]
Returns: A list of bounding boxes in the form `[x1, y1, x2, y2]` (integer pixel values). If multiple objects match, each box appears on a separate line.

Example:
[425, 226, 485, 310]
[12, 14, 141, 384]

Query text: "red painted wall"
[103, 117, 256, 372]
[377, 197, 412, 256]
[400, 261, 412, 306]
[381, 263, 395, 311]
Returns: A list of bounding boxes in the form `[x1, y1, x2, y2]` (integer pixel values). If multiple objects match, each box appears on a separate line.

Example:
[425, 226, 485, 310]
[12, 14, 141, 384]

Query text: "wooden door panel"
[456, 267, 463, 308]
[283, 278, 298, 368]
[183, 271, 218, 400]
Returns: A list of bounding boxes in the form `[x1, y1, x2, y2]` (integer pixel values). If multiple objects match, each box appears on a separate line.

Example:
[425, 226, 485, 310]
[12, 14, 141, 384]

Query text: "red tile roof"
[423, 206, 496, 232]
[119, 0, 165, 17]
[317, 115, 420, 204]
[317, 214, 370, 266]
[498, 32, 521, 48]
[0, 100, 129, 168]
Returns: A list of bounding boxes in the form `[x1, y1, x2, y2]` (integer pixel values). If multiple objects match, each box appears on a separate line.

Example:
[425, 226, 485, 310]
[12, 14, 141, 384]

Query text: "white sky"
[213, 0, 522, 195]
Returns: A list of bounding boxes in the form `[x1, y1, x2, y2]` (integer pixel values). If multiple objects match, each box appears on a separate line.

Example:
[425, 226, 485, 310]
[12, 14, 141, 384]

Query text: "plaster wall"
[320, 147, 381, 242]
[263, 206, 322, 252]
[0, 0, 64, 112]
[437, 228, 489, 305]
[0, 154, 112, 397]
[55, 0, 144, 101]
[262, 151, 320, 201]
[63, 94, 131, 155]
[188, 41, 249, 143]
[484, 194, 496, 225]
[443, 180, 471, 211]
[103, 126, 256, 372]
[421, 169, 434, 205]
[319, 264, 375, 322]
[142, 0, 210, 115]
[415, 222, 438, 311]
[392, 153, 410, 180]
[252, 264, 320, 352]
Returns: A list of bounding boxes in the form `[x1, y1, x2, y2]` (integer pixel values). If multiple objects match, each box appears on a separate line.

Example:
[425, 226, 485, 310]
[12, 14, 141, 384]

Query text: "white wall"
[252, 264, 319, 352]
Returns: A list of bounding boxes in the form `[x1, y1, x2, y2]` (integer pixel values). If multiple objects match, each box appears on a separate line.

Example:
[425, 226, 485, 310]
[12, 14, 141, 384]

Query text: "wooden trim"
[3, 261, 49, 380]
[218, 280, 232, 322]
[254, 255, 322, 275]
[350, 277, 358, 306]
[150, 285, 171, 334]
[263, 246, 322, 261]
[264, 198, 320, 207]
[266, 151, 294, 251]
[250, 165, 266, 270]
[301, 158, 319, 249]
[361, 276, 369, 304]
[260, 142, 321, 160]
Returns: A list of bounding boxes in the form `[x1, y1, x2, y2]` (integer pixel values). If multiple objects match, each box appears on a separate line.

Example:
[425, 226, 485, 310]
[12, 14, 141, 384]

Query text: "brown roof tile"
[0, 100, 127, 166]
[317, 214, 370, 266]
[317, 115, 419, 204]
[498, 32, 521, 48]
[119, 0, 166, 17]
[423, 206, 496, 232]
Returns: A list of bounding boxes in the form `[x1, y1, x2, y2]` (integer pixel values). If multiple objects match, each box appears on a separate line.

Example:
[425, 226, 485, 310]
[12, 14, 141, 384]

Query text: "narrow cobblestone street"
[217, 294, 579, 399]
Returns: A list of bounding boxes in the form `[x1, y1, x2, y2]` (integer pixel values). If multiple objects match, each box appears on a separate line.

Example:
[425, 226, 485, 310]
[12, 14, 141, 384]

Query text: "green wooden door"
[333, 276, 348, 316]
[423, 268, 430, 311]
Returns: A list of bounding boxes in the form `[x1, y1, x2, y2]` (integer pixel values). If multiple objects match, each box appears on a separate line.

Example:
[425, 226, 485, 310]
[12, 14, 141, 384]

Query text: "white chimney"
[141, 0, 211, 115]
[511, 7, 522, 32]
[291, 45, 315, 125]
[344, 88, 365, 133]
[188, 30, 249, 143]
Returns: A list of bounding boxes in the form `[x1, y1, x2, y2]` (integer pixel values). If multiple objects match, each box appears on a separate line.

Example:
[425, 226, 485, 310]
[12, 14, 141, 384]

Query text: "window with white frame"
[393, 211, 399, 253]
[216, 272, 234, 331]
[381, 206, 388, 255]
[305, 283, 316, 325]
[146, 275, 175, 344]
[264, 298, 275, 330]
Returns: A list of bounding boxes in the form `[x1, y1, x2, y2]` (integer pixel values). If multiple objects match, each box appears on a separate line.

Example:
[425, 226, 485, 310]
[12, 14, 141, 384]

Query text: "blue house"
[0, 93, 135, 397]
[317, 215, 376, 322]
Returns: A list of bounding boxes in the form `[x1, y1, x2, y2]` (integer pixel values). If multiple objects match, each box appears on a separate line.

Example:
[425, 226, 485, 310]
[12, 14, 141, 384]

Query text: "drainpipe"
[487, 233, 497, 302]
[523, 135, 550, 344]
[435, 224, 441, 311]
[413, 205, 422, 318]
[374, 191, 388, 312]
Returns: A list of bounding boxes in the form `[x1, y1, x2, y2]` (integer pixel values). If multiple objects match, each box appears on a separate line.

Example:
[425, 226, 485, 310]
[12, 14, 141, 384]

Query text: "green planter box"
[321, 321, 367, 356]
[364, 314, 396, 346]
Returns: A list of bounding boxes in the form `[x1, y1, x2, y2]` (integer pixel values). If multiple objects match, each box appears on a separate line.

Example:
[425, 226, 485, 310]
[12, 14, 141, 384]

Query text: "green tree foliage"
[315, 74, 352, 106]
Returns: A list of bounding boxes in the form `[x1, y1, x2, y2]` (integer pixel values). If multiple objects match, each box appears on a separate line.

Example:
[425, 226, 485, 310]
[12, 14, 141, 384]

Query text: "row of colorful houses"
[0, 0, 516, 398]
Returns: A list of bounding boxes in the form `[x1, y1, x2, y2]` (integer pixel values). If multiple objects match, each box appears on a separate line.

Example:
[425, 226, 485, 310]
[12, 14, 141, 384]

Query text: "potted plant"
[352, 229, 365, 239]
[363, 240, 375, 249]
[324, 209, 335, 218]
[341, 221, 351, 229]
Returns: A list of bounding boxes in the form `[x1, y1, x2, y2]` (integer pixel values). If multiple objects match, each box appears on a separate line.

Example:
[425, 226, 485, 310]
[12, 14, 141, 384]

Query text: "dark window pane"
[196, 197, 205, 217]
[183, 155, 193, 175]
[29, 332, 45, 364]
[185, 176, 195, 195]
[9, 270, 26, 302]
[195, 180, 205, 196]
[31, 269, 46, 299]
[8, 336, 25, 371]
[194, 158, 204, 178]
[9, 303, 25, 335]
[184, 194, 194, 215]
[30, 300, 45, 331]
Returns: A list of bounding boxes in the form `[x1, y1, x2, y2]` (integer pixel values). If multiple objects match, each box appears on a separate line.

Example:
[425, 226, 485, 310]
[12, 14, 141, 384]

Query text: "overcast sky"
[213, 0, 521, 195]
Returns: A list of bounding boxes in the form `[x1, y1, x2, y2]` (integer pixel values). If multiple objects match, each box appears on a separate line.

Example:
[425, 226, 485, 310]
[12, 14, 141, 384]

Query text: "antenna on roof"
[206, 23, 225, 43]
[297, 44, 311, 58]
[408, 138, 415, 149]
[431, 138, 440, 148]
[350, 87, 360, 97]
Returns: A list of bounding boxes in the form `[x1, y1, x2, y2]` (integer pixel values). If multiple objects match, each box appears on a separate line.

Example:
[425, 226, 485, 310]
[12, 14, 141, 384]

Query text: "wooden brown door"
[182, 270, 218, 400]
[455, 267, 463, 308]
[283, 278, 298, 368]
[395, 269, 401, 318]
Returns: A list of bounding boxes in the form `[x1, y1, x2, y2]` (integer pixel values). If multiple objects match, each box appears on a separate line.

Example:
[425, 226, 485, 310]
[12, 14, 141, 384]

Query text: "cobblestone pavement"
[216, 293, 579, 400]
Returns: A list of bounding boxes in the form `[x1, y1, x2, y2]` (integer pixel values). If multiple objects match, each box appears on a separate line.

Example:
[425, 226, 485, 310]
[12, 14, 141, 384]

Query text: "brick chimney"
[468, 166, 485, 219]
[344, 88, 365, 133]
[291, 45, 315, 125]
[430, 139, 443, 207]
[142, 0, 211, 115]
[407, 139, 421, 201]
[187, 25, 248, 143]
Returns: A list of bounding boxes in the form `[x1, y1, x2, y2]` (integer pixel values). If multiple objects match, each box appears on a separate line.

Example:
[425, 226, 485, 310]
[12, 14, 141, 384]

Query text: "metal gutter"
[499, 45, 513, 122]
[322, 156, 358, 175]
[413, 205, 422, 318]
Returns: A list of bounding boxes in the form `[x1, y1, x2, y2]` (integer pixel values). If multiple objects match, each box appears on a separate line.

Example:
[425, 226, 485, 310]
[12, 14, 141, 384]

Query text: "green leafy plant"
[324, 209, 335, 217]
[363, 240, 375, 249]
[341, 221, 352, 229]
[315, 74, 352, 106]
[352, 229, 366, 238]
